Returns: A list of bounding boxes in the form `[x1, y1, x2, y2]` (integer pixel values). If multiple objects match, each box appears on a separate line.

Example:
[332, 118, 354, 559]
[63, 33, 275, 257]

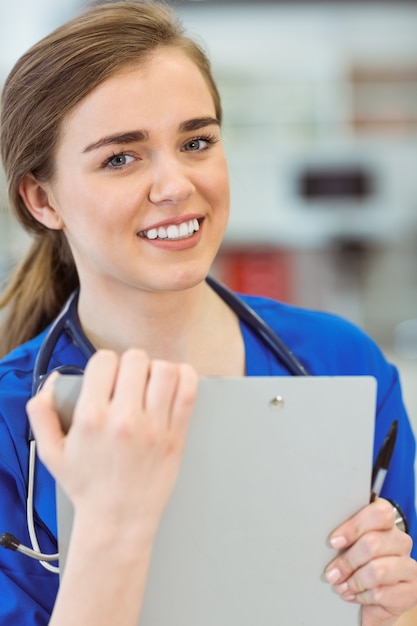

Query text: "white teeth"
[146, 228, 158, 240]
[179, 222, 189, 237]
[141, 219, 200, 240]
[167, 224, 179, 239]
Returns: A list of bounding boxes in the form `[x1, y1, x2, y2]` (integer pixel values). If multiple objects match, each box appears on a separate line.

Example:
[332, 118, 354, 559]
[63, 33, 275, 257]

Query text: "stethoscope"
[0, 276, 309, 574]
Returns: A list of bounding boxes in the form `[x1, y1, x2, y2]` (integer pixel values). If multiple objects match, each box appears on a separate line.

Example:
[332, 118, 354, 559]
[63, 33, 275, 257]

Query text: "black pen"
[370, 419, 398, 503]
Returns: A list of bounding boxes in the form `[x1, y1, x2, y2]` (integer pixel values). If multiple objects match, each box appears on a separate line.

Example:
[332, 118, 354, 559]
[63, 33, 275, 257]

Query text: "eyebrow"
[82, 116, 220, 154]
[83, 131, 148, 153]
[179, 116, 220, 133]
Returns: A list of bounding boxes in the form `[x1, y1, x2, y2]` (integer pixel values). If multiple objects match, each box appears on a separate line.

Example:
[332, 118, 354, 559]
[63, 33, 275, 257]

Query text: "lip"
[138, 221, 203, 251]
[137, 214, 204, 235]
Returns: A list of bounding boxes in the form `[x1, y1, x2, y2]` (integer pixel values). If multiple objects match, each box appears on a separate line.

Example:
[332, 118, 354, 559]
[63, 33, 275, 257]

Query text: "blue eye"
[103, 152, 135, 168]
[184, 139, 205, 151]
[182, 134, 218, 152]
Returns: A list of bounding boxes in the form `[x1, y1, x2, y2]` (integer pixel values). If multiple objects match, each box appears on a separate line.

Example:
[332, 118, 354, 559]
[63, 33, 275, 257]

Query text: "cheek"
[56, 183, 117, 230]
[216, 176, 230, 220]
[204, 160, 230, 209]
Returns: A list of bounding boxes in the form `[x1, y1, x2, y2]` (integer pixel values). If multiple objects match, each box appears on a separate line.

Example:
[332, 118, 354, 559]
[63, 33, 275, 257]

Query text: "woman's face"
[37, 48, 230, 296]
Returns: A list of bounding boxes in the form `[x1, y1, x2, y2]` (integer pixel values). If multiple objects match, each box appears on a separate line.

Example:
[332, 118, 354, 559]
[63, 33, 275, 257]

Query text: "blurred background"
[1, 0, 417, 426]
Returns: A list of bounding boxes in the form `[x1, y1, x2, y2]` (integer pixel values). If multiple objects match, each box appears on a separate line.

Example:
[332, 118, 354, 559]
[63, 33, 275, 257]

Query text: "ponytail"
[0, 230, 78, 358]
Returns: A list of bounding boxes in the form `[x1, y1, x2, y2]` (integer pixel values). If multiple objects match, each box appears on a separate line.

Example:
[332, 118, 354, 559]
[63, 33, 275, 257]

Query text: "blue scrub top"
[0, 293, 416, 624]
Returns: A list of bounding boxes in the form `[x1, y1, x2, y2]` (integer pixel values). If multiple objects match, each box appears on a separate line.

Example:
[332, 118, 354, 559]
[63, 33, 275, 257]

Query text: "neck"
[76, 279, 245, 376]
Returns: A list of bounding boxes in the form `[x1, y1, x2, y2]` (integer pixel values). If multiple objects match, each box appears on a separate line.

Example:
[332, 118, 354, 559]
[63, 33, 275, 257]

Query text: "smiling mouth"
[138, 218, 200, 241]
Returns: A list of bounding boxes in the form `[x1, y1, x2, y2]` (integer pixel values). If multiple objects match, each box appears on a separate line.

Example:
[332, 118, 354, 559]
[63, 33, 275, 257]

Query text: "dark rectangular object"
[299, 167, 374, 200]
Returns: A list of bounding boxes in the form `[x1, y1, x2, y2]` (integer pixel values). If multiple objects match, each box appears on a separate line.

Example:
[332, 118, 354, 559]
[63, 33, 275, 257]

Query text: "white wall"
[1, 0, 417, 448]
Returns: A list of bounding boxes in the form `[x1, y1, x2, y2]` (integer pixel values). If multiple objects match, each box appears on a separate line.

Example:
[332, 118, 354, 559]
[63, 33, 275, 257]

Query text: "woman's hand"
[325, 498, 417, 626]
[27, 348, 199, 538]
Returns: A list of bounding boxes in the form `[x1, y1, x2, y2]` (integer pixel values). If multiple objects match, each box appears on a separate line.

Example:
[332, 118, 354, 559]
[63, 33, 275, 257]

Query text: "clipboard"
[55, 375, 376, 625]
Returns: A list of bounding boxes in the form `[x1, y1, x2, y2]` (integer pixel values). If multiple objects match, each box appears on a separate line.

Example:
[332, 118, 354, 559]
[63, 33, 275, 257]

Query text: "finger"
[329, 499, 396, 551]
[109, 349, 151, 420]
[74, 349, 120, 431]
[326, 527, 413, 587]
[334, 554, 417, 599]
[357, 580, 417, 611]
[144, 360, 181, 428]
[169, 363, 198, 436]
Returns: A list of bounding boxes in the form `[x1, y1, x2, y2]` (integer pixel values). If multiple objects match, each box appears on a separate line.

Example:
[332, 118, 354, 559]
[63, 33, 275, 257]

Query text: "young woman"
[0, 2, 416, 624]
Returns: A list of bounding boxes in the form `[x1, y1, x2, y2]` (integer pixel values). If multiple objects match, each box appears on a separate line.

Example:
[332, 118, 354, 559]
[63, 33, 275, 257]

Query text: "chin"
[162, 266, 210, 293]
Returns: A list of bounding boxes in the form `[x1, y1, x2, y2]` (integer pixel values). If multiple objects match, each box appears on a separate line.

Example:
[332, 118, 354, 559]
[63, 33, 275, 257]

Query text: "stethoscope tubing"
[206, 276, 309, 376]
[31, 290, 94, 398]
[6, 276, 309, 574]
[32, 276, 309, 397]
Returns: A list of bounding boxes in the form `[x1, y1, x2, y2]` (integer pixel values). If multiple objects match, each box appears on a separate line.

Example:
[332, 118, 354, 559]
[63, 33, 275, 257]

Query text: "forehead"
[59, 49, 216, 140]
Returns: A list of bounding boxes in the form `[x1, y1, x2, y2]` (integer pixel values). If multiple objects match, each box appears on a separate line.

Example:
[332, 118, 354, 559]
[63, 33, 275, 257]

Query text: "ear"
[18, 173, 65, 230]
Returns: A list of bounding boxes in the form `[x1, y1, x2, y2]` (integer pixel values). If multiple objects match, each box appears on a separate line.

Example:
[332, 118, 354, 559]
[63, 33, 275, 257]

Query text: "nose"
[148, 153, 195, 205]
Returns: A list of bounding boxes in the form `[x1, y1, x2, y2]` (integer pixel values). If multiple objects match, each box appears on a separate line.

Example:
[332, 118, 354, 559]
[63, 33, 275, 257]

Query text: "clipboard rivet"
[269, 395, 284, 410]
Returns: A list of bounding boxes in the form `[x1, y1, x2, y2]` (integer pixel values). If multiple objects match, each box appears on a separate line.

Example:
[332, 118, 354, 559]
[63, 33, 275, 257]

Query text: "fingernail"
[325, 567, 342, 584]
[344, 595, 357, 602]
[41, 370, 60, 391]
[330, 535, 347, 549]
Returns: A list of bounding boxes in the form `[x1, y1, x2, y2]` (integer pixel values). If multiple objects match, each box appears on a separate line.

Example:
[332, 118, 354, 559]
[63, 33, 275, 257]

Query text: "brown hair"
[0, 0, 222, 357]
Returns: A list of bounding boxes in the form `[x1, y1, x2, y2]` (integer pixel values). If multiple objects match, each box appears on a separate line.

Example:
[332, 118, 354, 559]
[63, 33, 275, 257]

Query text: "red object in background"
[214, 247, 295, 304]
